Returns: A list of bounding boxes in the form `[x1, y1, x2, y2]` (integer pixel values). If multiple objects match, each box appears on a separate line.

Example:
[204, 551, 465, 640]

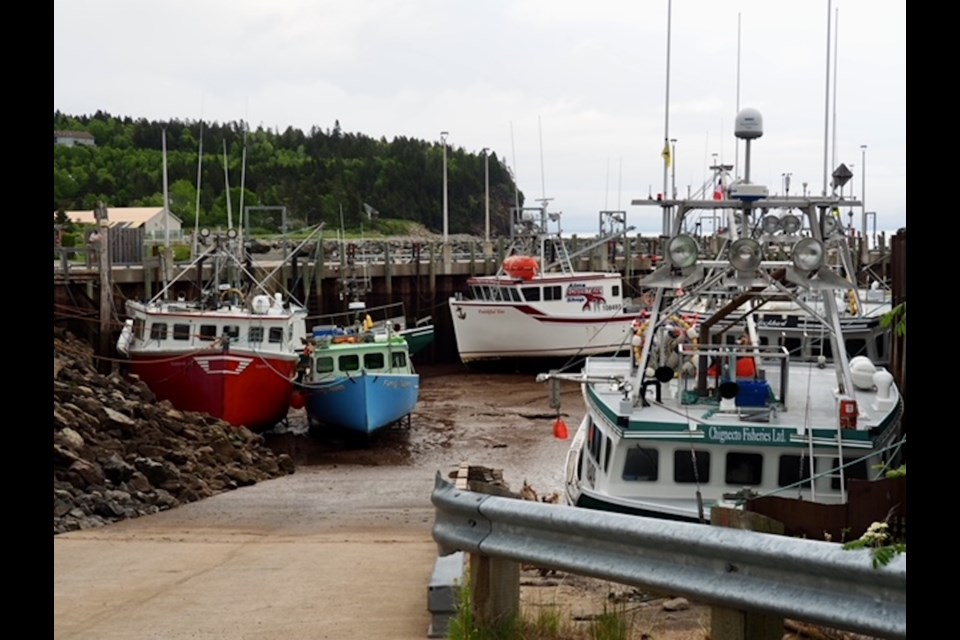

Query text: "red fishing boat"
[116, 228, 312, 432]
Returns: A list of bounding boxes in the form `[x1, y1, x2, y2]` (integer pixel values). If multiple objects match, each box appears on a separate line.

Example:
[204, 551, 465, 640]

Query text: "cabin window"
[391, 351, 407, 368]
[199, 325, 218, 341]
[249, 326, 264, 343]
[588, 422, 603, 462]
[173, 324, 191, 340]
[491, 287, 504, 302]
[508, 288, 522, 302]
[829, 457, 869, 490]
[778, 455, 814, 488]
[268, 327, 284, 343]
[133, 318, 145, 340]
[846, 339, 866, 359]
[544, 286, 562, 301]
[783, 337, 802, 358]
[603, 435, 612, 472]
[364, 352, 385, 370]
[315, 356, 334, 374]
[674, 449, 710, 484]
[622, 447, 659, 481]
[611, 285, 620, 298]
[522, 287, 541, 302]
[223, 325, 240, 339]
[875, 335, 887, 361]
[725, 452, 763, 486]
[340, 354, 360, 372]
[150, 323, 168, 340]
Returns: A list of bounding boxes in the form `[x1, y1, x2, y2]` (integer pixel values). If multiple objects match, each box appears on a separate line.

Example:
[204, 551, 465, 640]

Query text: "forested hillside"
[53, 111, 523, 236]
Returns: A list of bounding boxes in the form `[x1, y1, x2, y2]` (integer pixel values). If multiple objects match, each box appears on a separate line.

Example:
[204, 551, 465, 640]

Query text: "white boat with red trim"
[448, 204, 644, 364]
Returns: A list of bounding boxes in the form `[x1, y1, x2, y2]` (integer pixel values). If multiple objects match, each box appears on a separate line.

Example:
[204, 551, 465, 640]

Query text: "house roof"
[54, 130, 96, 140]
[57, 207, 183, 227]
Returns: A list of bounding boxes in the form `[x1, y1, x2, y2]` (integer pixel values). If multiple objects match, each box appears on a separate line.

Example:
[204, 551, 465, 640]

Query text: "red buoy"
[553, 418, 569, 440]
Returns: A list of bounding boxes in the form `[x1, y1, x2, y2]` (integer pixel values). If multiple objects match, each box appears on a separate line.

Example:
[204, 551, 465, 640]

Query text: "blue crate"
[735, 380, 771, 407]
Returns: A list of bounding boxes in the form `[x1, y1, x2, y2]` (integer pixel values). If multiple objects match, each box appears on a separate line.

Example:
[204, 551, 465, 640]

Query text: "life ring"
[220, 288, 245, 306]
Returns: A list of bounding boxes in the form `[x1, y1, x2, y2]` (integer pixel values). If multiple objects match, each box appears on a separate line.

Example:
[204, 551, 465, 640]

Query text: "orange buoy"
[553, 418, 569, 440]
[736, 357, 757, 379]
[502, 255, 539, 280]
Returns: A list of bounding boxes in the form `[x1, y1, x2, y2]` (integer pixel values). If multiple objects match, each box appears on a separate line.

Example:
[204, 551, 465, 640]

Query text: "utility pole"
[95, 201, 113, 375]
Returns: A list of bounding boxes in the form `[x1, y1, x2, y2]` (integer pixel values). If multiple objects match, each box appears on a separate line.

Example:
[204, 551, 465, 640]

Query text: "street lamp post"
[441, 131, 449, 244]
[482, 147, 490, 243]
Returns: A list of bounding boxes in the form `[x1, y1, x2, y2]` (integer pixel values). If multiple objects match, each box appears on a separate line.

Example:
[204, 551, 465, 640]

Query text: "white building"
[54, 131, 96, 148]
[58, 207, 183, 240]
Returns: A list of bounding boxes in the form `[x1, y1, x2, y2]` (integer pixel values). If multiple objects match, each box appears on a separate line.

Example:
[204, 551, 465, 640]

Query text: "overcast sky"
[54, 0, 905, 236]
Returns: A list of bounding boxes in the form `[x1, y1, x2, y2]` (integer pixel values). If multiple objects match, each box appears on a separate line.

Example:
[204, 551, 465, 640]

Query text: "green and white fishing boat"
[539, 109, 905, 530]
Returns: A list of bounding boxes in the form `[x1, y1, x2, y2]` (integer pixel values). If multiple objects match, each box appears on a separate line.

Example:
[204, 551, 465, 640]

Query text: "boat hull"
[304, 372, 419, 435]
[399, 325, 435, 357]
[126, 351, 297, 432]
[449, 299, 636, 362]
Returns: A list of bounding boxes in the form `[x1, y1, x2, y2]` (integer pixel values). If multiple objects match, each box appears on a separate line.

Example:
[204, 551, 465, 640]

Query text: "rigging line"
[752, 436, 906, 503]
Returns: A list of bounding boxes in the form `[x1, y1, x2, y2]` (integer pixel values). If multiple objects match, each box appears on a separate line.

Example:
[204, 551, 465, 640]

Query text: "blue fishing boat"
[296, 329, 420, 436]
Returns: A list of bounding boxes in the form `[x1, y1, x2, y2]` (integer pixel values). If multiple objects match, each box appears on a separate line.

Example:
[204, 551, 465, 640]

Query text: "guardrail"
[431, 473, 906, 639]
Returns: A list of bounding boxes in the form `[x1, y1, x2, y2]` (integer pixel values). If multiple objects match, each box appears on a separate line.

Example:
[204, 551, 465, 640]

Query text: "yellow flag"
[661, 143, 672, 168]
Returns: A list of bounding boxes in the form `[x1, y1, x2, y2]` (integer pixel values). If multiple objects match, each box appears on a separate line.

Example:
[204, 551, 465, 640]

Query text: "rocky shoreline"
[53, 327, 296, 534]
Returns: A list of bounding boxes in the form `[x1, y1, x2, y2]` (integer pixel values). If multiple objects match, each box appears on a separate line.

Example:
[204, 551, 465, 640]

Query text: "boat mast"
[821, 0, 832, 196]
[223, 139, 233, 231]
[192, 120, 204, 259]
[238, 121, 248, 258]
[161, 127, 171, 299]
[661, 0, 673, 235]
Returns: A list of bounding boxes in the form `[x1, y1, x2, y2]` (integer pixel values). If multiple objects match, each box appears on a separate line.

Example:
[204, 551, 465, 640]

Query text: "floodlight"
[761, 214, 781, 234]
[792, 237, 825, 272]
[667, 234, 699, 268]
[781, 213, 801, 234]
[729, 238, 762, 271]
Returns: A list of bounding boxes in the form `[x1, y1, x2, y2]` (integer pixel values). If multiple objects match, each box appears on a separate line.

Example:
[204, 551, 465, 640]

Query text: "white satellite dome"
[849, 356, 878, 390]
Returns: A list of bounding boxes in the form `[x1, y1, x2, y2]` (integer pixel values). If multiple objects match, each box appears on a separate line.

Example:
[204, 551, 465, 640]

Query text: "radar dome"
[849, 356, 878, 390]
[735, 108, 764, 139]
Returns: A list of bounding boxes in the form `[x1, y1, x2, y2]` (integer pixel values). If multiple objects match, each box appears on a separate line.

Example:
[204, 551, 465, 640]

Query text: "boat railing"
[308, 301, 408, 334]
[678, 342, 791, 406]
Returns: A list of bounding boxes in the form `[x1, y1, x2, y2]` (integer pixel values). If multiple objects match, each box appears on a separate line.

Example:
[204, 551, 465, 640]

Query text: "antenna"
[735, 12, 742, 180]
[223, 139, 233, 230]
[510, 121, 520, 213]
[538, 115, 546, 202]
[831, 7, 839, 173]
[161, 127, 170, 248]
[662, 0, 673, 236]
[239, 121, 248, 252]
[193, 119, 204, 259]
[822, 0, 833, 196]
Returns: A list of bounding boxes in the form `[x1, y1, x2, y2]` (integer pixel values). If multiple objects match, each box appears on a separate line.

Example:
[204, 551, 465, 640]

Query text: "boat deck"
[582, 354, 899, 437]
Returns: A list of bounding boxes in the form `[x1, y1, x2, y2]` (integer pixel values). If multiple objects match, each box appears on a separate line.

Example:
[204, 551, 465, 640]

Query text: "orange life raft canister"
[502, 256, 539, 280]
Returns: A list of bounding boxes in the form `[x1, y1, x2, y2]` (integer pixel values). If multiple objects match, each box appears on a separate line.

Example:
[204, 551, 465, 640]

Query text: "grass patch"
[447, 574, 638, 640]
